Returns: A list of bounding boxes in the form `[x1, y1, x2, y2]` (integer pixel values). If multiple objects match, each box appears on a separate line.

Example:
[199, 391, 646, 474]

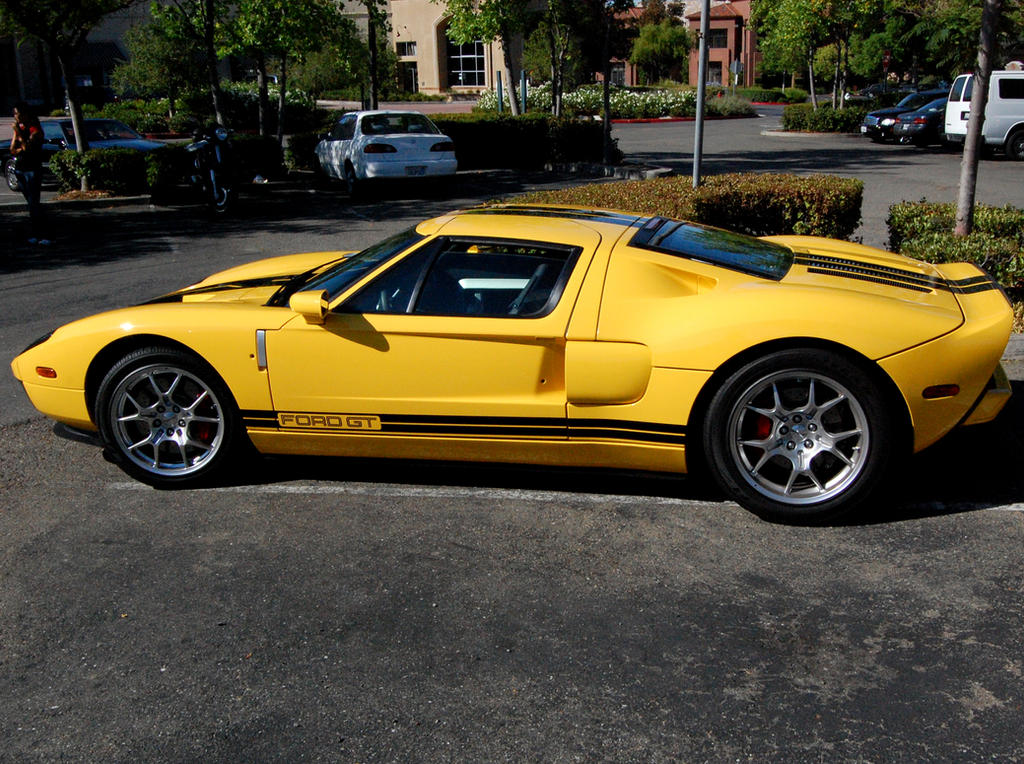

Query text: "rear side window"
[630, 218, 793, 280]
[998, 78, 1024, 100]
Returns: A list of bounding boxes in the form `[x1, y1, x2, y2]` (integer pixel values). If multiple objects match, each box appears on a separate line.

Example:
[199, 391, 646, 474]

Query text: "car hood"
[152, 250, 355, 305]
[867, 106, 911, 118]
[91, 138, 167, 151]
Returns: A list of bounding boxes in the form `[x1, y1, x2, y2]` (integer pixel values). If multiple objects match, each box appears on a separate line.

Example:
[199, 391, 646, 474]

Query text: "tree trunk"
[203, 0, 226, 126]
[56, 49, 90, 191]
[548, 24, 559, 116]
[502, 33, 520, 116]
[277, 55, 288, 148]
[807, 54, 818, 109]
[257, 52, 269, 137]
[955, 0, 1003, 237]
[601, 14, 613, 165]
[367, 4, 379, 110]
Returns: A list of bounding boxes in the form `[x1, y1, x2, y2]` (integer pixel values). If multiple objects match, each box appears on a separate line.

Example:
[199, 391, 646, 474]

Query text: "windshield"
[360, 113, 441, 136]
[629, 218, 793, 280]
[300, 227, 427, 300]
[61, 119, 143, 143]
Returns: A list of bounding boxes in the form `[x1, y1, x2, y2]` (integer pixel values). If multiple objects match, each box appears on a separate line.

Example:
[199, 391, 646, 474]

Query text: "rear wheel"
[702, 349, 895, 524]
[344, 162, 362, 197]
[96, 347, 242, 487]
[1005, 129, 1024, 161]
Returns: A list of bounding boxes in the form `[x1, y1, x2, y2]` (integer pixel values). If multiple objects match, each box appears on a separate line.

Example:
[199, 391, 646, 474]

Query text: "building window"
[396, 41, 417, 57]
[707, 29, 728, 48]
[610, 62, 626, 87]
[446, 39, 485, 87]
[707, 61, 723, 85]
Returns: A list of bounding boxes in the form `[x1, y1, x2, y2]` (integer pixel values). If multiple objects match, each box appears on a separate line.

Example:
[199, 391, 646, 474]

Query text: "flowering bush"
[476, 82, 756, 120]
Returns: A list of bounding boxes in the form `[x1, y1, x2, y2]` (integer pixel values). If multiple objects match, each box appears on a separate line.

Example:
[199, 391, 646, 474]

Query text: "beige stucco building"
[341, 0, 516, 96]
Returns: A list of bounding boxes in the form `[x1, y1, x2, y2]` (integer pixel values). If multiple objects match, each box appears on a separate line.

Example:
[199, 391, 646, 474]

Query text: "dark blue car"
[860, 89, 948, 142]
[894, 98, 948, 146]
[5, 119, 165, 192]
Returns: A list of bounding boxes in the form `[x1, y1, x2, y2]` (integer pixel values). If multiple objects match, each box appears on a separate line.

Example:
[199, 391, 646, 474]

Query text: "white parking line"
[108, 482, 1024, 512]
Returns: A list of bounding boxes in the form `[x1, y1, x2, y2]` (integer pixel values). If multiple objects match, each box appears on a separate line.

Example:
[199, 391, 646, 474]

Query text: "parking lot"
[2, 115, 1023, 761]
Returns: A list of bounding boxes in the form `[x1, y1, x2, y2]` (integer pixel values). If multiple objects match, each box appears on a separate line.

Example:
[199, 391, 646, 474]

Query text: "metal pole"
[497, 70, 504, 114]
[692, 0, 710, 188]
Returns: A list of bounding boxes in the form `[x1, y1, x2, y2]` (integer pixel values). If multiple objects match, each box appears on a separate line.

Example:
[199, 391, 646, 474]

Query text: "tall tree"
[439, 0, 534, 116]
[955, 0, 1003, 236]
[113, 19, 205, 117]
[156, 0, 230, 125]
[0, 0, 138, 179]
[630, 19, 691, 84]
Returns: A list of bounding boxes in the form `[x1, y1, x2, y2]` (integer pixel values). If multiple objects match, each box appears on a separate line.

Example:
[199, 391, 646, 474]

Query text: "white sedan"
[314, 110, 457, 195]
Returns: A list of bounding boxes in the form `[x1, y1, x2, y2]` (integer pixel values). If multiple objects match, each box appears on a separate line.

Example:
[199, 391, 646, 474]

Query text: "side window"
[340, 245, 435, 314]
[330, 116, 355, 140]
[413, 240, 579, 318]
[998, 78, 1024, 100]
[950, 77, 967, 102]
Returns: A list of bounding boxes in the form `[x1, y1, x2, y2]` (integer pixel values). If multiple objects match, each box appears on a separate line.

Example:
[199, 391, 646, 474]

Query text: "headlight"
[881, 118, 895, 126]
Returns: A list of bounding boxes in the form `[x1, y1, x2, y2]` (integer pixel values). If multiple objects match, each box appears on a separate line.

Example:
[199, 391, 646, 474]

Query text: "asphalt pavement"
[2, 115, 1024, 761]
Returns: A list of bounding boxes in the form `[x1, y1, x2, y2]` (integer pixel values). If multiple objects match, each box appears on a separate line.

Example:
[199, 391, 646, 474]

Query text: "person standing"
[9, 102, 50, 245]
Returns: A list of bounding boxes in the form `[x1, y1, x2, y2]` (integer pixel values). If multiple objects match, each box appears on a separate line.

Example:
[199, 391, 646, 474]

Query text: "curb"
[760, 128, 864, 139]
[1004, 334, 1024, 361]
[544, 162, 672, 180]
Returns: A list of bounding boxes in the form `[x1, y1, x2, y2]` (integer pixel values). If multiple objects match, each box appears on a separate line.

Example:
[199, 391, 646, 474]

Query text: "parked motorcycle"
[185, 125, 236, 214]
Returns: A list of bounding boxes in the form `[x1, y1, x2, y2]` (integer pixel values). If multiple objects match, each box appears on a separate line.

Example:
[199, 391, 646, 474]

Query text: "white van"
[944, 69, 1024, 159]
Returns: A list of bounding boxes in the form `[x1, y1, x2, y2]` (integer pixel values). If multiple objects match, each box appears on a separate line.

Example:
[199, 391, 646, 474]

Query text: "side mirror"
[289, 289, 329, 324]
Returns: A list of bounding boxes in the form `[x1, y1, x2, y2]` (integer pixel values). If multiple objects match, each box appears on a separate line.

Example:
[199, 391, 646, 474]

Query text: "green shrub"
[49, 148, 149, 194]
[887, 201, 1024, 250]
[231, 134, 284, 180]
[285, 130, 323, 171]
[432, 113, 610, 169]
[86, 99, 171, 134]
[509, 173, 863, 239]
[781, 88, 808, 104]
[736, 87, 783, 103]
[782, 103, 867, 132]
[145, 144, 191, 194]
[900, 232, 1024, 293]
[707, 95, 757, 117]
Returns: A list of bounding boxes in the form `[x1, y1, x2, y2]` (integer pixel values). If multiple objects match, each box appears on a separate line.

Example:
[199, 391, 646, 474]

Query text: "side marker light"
[36, 367, 57, 379]
[922, 384, 960, 399]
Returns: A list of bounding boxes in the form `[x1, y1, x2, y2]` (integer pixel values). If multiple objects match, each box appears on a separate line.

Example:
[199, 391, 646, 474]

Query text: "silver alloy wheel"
[726, 371, 870, 506]
[107, 363, 225, 477]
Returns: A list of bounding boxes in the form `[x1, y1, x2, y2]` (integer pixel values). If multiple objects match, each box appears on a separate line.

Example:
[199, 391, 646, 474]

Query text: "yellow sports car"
[10, 205, 1013, 523]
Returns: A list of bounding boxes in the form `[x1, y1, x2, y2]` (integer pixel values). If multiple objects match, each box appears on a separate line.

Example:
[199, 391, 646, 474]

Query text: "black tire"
[5, 156, 20, 192]
[208, 181, 237, 215]
[1005, 129, 1024, 161]
[344, 162, 362, 198]
[701, 349, 895, 524]
[96, 346, 243, 487]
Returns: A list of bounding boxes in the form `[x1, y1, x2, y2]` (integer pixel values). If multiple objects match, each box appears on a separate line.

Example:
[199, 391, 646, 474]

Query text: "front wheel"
[5, 156, 20, 192]
[96, 347, 243, 487]
[702, 349, 896, 524]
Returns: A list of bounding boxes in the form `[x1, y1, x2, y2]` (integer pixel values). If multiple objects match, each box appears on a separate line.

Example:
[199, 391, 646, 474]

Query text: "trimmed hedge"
[50, 148, 149, 194]
[509, 173, 863, 239]
[432, 114, 610, 169]
[782, 103, 868, 133]
[888, 201, 1024, 298]
[735, 87, 806, 104]
[50, 135, 284, 195]
[887, 201, 1024, 250]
